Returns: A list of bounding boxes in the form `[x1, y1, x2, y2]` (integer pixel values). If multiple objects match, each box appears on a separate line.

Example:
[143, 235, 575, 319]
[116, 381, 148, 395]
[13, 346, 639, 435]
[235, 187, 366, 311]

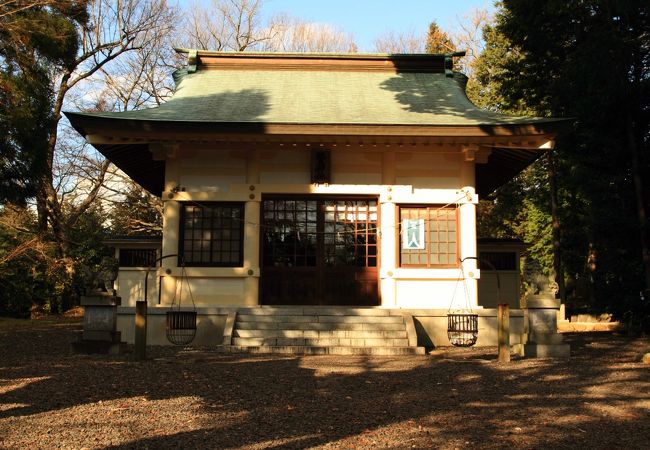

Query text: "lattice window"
[399, 206, 458, 267]
[263, 199, 318, 267]
[322, 200, 378, 268]
[262, 198, 378, 268]
[479, 252, 517, 271]
[119, 248, 158, 267]
[180, 203, 244, 267]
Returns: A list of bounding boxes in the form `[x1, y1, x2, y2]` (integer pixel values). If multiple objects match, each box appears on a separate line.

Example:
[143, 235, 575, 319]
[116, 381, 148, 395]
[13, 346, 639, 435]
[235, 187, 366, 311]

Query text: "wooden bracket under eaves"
[187, 50, 198, 73]
[150, 143, 178, 160]
[445, 55, 454, 77]
[445, 51, 466, 78]
[463, 144, 492, 164]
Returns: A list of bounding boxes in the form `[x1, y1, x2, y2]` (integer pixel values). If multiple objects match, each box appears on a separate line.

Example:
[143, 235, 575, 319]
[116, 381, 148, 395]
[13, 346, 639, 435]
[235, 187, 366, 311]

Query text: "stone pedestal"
[524, 295, 570, 358]
[72, 293, 125, 354]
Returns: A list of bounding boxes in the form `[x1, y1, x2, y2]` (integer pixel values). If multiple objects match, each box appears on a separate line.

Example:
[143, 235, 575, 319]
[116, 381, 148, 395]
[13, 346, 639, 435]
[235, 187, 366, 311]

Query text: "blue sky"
[261, 0, 495, 51]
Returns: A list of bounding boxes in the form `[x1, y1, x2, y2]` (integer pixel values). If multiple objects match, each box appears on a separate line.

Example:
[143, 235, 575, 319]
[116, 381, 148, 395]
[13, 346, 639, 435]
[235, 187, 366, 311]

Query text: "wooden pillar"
[247, 149, 261, 184]
[380, 151, 397, 306]
[244, 201, 260, 306]
[380, 200, 397, 307]
[244, 149, 261, 306]
[382, 151, 396, 185]
[135, 300, 147, 360]
[160, 148, 180, 269]
[498, 303, 510, 363]
[460, 150, 478, 307]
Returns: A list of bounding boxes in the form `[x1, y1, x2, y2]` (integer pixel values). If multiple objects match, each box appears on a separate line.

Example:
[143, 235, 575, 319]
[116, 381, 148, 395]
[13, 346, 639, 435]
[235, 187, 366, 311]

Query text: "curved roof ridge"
[174, 47, 466, 59]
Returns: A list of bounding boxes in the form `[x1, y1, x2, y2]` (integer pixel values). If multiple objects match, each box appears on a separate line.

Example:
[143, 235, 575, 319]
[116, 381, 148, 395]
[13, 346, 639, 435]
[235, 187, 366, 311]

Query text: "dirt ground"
[0, 317, 649, 450]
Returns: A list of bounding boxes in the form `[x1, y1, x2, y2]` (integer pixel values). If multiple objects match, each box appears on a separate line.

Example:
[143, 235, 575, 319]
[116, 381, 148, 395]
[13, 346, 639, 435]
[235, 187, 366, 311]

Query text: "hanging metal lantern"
[166, 310, 197, 346]
[447, 313, 479, 347]
[165, 261, 197, 346]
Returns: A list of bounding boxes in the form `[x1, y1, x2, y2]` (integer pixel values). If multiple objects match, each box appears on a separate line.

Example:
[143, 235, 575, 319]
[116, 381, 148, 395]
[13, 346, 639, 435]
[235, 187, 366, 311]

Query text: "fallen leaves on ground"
[0, 317, 649, 449]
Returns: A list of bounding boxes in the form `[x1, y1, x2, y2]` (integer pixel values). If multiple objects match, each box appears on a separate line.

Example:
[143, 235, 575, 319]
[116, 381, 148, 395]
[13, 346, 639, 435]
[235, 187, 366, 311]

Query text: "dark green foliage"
[474, 1, 650, 318]
[0, 207, 46, 317]
[110, 184, 163, 236]
[425, 22, 455, 54]
[0, 55, 51, 204]
[0, 1, 87, 204]
[0, 205, 109, 317]
[0, 225, 35, 317]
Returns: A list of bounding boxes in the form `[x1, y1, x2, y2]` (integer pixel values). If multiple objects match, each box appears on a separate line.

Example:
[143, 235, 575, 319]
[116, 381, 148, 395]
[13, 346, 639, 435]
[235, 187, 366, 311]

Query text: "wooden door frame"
[259, 194, 380, 305]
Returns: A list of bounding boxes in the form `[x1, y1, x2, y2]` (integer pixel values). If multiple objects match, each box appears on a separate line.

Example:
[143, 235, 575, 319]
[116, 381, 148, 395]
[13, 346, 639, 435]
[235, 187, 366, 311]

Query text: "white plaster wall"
[414, 312, 525, 348]
[179, 149, 246, 192]
[260, 150, 310, 184]
[478, 272, 521, 309]
[116, 309, 227, 345]
[179, 173, 246, 192]
[395, 279, 477, 309]
[160, 276, 245, 306]
[115, 269, 159, 306]
[159, 146, 479, 308]
[331, 151, 382, 185]
[395, 153, 461, 189]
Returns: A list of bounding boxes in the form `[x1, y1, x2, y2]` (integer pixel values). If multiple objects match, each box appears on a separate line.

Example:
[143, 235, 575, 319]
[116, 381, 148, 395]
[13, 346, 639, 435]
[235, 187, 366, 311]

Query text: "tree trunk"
[546, 149, 565, 301]
[36, 191, 49, 233]
[38, 76, 69, 258]
[627, 116, 650, 296]
[625, 37, 650, 297]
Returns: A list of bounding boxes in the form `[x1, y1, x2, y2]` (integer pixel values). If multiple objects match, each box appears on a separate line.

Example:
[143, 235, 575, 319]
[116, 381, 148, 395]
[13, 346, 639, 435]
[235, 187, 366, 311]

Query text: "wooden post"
[135, 300, 147, 360]
[498, 303, 510, 363]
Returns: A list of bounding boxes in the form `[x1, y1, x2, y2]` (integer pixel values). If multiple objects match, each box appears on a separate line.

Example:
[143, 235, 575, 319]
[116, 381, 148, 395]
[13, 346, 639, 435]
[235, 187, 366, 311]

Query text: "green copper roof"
[64, 52, 567, 197]
[77, 66, 549, 126]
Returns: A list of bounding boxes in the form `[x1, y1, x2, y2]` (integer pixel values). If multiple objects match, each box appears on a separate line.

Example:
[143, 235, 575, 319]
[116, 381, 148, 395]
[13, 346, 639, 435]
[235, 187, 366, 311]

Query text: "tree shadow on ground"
[1, 325, 649, 449]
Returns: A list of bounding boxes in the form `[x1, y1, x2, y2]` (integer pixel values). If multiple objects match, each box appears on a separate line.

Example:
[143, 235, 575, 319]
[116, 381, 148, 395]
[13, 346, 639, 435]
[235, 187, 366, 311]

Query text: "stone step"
[233, 329, 408, 339]
[236, 307, 394, 316]
[222, 345, 426, 356]
[234, 321, 406, 331]
[232, 337, 410, 347]
[528, 332, 565, 345]
[236, 314, 403, 324]
[237, 314, 318, 323]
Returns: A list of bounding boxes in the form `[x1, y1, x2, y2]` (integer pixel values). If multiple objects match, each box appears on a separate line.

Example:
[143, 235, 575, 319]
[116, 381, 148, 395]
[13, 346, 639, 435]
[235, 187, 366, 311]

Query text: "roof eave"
[65, 111, 568, 140]
[64, 112, 568, 198]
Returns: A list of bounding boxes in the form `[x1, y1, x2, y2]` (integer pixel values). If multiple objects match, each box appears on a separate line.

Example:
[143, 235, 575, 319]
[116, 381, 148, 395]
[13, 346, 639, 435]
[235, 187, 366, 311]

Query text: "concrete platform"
[227, 307, 426, 355]
[524, 343, 571, 358]
[220, 345, 426, 356]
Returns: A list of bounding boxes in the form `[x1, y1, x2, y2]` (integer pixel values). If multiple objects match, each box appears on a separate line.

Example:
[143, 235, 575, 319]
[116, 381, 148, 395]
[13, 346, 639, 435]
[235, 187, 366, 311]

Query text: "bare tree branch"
[181, 0, 272, 51]
[373, 30, 425, 53]
[37, 0, 177, 258]
[0, 0, 65, 18]
[450, 8, 492, 77]
[263, 14, 357, 52]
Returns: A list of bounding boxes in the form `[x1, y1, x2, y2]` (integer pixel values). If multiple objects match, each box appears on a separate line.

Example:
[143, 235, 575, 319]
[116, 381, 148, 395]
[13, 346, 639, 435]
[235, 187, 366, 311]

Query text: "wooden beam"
[150, 143, 179, 160]
[135, 300, 147, 361]
[498, 303, 511, 363]
[462, 144, 479, 162]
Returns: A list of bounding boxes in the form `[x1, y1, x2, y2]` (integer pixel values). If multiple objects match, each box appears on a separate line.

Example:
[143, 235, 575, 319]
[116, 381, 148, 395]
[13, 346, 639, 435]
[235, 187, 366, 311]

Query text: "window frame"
[397, 204, 460, 268]
[478, 251, 518, 271]
[118, 248, 159, 268]
[261, 195, 379, 269]
[179, 202, 245, 267]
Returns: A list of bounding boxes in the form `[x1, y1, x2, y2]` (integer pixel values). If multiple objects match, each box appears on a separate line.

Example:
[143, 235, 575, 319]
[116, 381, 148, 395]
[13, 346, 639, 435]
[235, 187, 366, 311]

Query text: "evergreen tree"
[110, 183, 163, 236]
[425, 22, 455, 54]
[474, 0, 650, 318]
[0, 1, 87, 204]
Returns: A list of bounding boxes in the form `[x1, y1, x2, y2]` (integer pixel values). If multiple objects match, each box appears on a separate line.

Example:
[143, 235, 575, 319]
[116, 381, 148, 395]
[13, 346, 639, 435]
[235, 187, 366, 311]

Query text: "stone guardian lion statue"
[523, 258, 559, 297]
[83, 256, 119, 296]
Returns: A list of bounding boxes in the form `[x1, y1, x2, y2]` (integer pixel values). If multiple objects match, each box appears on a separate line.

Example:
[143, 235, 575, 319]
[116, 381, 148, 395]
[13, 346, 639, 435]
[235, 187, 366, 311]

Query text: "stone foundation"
[72, 293, 125, 354]
[524, 296, 570, 358]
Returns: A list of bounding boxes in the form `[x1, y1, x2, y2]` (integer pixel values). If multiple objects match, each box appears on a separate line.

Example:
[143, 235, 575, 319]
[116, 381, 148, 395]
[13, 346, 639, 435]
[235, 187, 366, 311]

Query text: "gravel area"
[1, 317, 649, 449]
